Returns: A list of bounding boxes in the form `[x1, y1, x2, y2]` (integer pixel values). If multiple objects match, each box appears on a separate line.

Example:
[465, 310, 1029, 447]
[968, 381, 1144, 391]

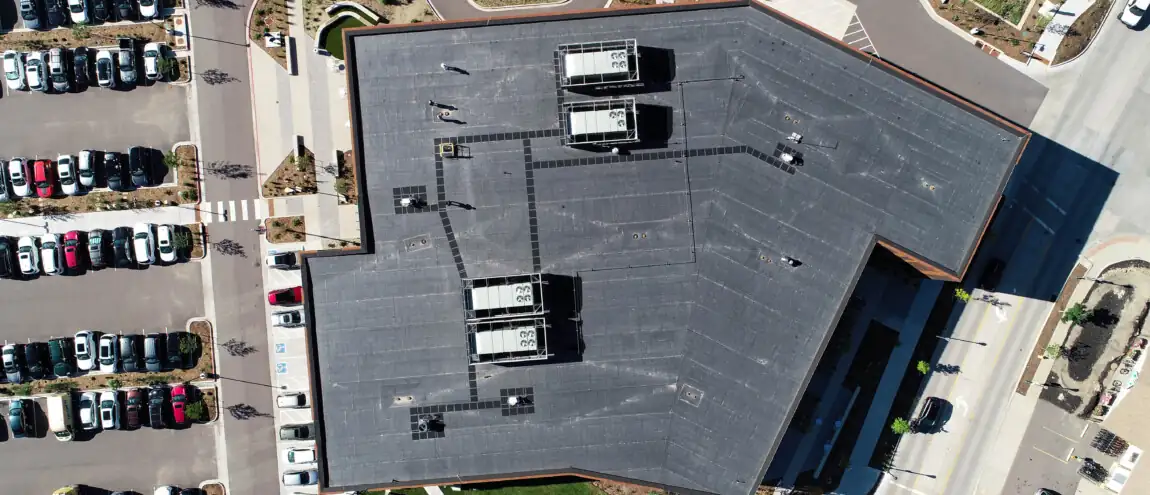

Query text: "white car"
[8, 158, 32, 197]
[79, 391, 99, 431]
[154, 487, 177, 495]
[67, 0, 88, 24]
[77, 150, 96, 187]
[156, 224, 176, 263]
[16, 236, 39, 276]
[276, 392, 308, 409]
[57, 154, 80, 195]
[98, 391, 119, 429]
[95, 49, 115, 88]
[139, 0, 158, 19]
[133, 223, 155, 265]
[282, 469, 319, 486]
[40, 233, 62, 275]
[1121, 0, 1150, 28]
[3, 51, 25, 91]
[283, 447, 317, 465]
[143, 42, 162, 81]
[74, 330, 96, 371]
[24, 51, 46, 93]
[98, 334, 118, 373]
[271, 309, 306, 328]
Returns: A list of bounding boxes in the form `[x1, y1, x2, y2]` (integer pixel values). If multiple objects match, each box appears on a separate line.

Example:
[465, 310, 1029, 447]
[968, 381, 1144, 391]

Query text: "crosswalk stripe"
[241, 200, 250, 221]
[216, 201, 225, 222]
[228, 201, 236, 221]
[254, 200, 265, 220]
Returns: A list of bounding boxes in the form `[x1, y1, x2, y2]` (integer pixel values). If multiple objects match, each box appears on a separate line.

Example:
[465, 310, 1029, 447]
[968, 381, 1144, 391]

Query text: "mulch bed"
[266, 216, 307, 244]
[250, 0, 290, 70]
[1015, 263, 1087, 394]
[931, 0, 1046, 62]
[262, 147, 317, 198]
[0, 22, 173, 52]
[337, 150, 358, 205]
[1053, 0, 1114, 64]
[176, 143, 199, 203]
[181, 223, 206, 260]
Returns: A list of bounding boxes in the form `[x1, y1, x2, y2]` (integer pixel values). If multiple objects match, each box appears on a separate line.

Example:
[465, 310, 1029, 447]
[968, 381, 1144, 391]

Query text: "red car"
[170, 384, 187, 424]
[268, 286, 304, 306]
[33, 160, 55, 198]
[125, 388, 143, 429]
[63, 231, 83, 270]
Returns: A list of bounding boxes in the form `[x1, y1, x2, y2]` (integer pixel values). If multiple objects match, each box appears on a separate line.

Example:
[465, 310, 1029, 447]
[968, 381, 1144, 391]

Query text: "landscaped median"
[250, 0, 291, 69]
[262, 146, 317, 197]
[266, 216, 307, 244]
[930, 0, 1114, 65]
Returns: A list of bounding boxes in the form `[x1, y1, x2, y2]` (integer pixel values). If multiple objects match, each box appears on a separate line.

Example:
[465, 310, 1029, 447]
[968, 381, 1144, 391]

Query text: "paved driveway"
[429, 0, 608, 20]
[852, 0, 1047, 126]
[0, 397, 217, 494]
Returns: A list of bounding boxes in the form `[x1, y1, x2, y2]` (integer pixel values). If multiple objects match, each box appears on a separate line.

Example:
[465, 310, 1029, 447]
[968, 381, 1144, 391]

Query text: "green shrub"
[185, 400, 207, 421]
[11, 384, 33, 396]
[890, 417, 911, 435]
[44, 381, 77, 393]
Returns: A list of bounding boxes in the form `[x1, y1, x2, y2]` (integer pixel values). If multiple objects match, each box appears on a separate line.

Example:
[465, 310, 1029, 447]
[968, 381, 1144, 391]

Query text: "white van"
[47, 394, 75, 441]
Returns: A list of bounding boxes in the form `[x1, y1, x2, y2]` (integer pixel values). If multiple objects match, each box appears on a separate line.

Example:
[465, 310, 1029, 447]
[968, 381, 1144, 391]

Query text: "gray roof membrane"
[307, 3, 1026, 494]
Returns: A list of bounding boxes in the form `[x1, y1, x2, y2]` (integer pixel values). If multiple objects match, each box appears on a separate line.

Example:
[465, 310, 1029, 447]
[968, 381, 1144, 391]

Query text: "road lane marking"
[241, 200, 249, 221]
[1032, 445, 1068, 463]
[887, 479, 932, 495]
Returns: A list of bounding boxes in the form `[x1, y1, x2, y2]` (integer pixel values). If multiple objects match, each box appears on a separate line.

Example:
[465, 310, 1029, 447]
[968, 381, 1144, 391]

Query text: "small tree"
[1044, 343, 1065, 359]
[173, 230, 193, 251]
[916, 360, 931, 375]
[890, 417, 911, 435]
[156, 56, 176, 81]
[107, 378, 122, 390]
[1061, 302, 1094, 325]
[180, 333, 200, 357]
[163, 151, 180, 170]
[954, 287, 971, 302]
[184, 400, 206, 422]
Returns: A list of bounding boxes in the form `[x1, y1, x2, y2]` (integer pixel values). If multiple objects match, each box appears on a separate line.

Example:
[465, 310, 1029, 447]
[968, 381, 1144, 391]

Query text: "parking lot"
[0, 397, 217, 493]
[1, 79, 188, 166]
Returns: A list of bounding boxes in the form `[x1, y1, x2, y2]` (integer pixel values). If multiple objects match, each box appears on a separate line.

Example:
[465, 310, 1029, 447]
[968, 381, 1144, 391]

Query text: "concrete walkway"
[1032, 0, 1099, 63]
[0, 205, 199, 237]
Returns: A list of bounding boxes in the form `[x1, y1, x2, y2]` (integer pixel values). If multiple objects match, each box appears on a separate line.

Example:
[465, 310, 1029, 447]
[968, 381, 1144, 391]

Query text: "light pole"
[936, 335, 987, 346]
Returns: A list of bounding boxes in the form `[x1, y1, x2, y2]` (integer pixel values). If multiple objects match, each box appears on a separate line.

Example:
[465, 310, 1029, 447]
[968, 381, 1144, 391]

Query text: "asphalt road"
[186, 0, 277, 490]
[0, 261, 204, 340]
[428, 0, 608, 20]
[852, 0, 1047, 126]
[1, 80, 189, 160]
[0, 392, 216, 494]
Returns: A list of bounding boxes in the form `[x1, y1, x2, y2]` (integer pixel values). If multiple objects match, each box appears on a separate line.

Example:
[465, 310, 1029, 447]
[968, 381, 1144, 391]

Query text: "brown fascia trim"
[322, 468, 715, 495]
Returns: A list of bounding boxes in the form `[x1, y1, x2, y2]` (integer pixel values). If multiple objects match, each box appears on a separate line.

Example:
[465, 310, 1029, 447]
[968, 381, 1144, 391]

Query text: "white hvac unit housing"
[560, 98, 639, 146]
[556, 39, 640, 87]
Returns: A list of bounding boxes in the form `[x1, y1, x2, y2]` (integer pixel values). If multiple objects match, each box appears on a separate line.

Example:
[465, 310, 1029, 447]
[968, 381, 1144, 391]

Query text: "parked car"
[72, 46, 89, 88]
[48, 337, 74, 377]
[40, 233, 62, 275]
[144, 333, 163, 372]
[276, 392, 308, 409]
[8, 158, 32, 197]
[265, 252, 297, 269]
[17, 236, 39, 276]
[25, 51, 47, 92]
[271, 309, 306, 328]
[92, 0, 109, 22]
[78, 391, 98, 430]
[67, 0, 87, 23]
[166, 332, 183, 369]
[133, 222, 155, 265]
[156, 224, 176, 263]
[95, 49, 114, 88]
[0, 166, 10, 204]
[282, 469, 319, 487]
[268, 286, 304, 306]
[124, 388, 142, 429]
[912, 396, 945, 433]
[3, 51, 26, 90]
[112, 226, 133, 267]
[283, 446, 317, 465]
[143, 42, 162, 81]
[104, 151, 125, 191]
[8, 398, 35, 438]
[44, 0, 67, 27]
[170, 384, 186, 424]
[77, 150, 96, 187]
[279, 423, 314, 440]
[1121, 0, 1150, 28]
[0, 236, 15, 279]
[33, 160, 55, 198]
[153, 487, 176, 495]
[148, 384, 164, 428]
[98, 391, 119, 429]
[48, 47, 70, 92]
[117, 38, 135, 85]
[113, 0, 132, 20]
[139, 0, 157, 18]
[98, 333, 119, 373]
[128, 146, 150, 187]
[2, 344, 24, 383]
[119, 335, 140, 372]
[19, 0, 43, 30]
[57, 154, 80, 195]
[23, 342, 48, 380]
[87, 228, 107, 268]
[63, 230, 83, 270]
[74, 330, 96, 371]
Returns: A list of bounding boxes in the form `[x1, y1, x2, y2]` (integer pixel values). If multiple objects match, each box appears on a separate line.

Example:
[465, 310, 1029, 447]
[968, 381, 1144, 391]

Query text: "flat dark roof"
[305, 2, 1028, 494]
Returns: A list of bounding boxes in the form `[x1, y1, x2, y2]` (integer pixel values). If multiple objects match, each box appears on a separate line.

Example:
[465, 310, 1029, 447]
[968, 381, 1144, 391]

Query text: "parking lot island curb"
[186, 317, 219, 380]
[171, 141, 203, 206]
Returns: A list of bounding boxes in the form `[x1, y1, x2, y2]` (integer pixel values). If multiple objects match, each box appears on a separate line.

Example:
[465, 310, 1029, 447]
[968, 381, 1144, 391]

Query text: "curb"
[186, 317, 218, 377]
[463, 0, 570, 12]
[171, 141, 203, 205]
[1050, 0, 1118, 68]
[183, 222, 207, 261]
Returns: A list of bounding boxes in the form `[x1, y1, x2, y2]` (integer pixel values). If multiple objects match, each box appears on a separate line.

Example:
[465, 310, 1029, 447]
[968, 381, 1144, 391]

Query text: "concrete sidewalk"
[0, 205, 199, 237]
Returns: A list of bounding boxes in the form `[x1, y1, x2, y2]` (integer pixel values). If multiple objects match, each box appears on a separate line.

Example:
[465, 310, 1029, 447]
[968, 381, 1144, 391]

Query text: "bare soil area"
[182, 223, 206, 259]
[337, 149, 358, 205]
[266, 216, 307, 244]
[251, 0, 290, 69]
[1053, 0, 1113, 65]
[931, 0, 1043, 62]
[262, 147, 317, 197]
[0, 22, 174, 52]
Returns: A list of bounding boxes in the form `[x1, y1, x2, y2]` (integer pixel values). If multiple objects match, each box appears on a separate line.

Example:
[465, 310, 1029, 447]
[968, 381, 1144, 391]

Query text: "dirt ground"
[593, 480, 663, 495]
[250, 0, 290, 69]
[1053, 0, 1113, 64]
[930, 0, 1044, 62]
[1043, 261, 1150, 417]
[0, 22, 173, 52]
[266, 216, 306, 244]
[337, 150, 358, 205]
[304, 0, 438, 35]
[183, 223, 205, 259]
[262, 147, 317, 197]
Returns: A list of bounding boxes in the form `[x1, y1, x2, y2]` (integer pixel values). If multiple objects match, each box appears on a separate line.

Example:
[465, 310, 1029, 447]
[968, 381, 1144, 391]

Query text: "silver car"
[48, 47, 69, 93]
[3, 51, 25, 91]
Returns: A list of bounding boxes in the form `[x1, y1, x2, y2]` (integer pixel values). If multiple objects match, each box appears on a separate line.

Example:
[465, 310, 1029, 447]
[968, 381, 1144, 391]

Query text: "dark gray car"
[119, 335, 140, 372]
[279, 423, 314, 440]
[144, 333, 163, 372]
[87, 228, 107, 268]
[20, 0, 43, 30]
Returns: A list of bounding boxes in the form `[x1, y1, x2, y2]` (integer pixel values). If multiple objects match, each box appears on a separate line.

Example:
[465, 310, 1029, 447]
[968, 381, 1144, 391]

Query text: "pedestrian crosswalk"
[201, 199, 268, 223]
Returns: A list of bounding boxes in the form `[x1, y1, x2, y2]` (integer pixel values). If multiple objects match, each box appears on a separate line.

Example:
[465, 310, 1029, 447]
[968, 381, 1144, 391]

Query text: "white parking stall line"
[241, 200, 250, 221]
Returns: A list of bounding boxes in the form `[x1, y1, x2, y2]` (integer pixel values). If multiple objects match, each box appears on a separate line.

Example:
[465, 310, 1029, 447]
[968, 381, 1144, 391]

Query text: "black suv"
[129, 146, 151, 188]
[166, 332, 184, 370]
[112, 226, 134, 268]
[912, 396, 945, 433]
[0, 236, 16, 279]
[105, 152, 127, 191]
[72, 47, 90, 88]
[44, 0, 66, 28]
[23, 343, 48, 380]
[148, 385, 165, 429]
[48, 338, 75, 377]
